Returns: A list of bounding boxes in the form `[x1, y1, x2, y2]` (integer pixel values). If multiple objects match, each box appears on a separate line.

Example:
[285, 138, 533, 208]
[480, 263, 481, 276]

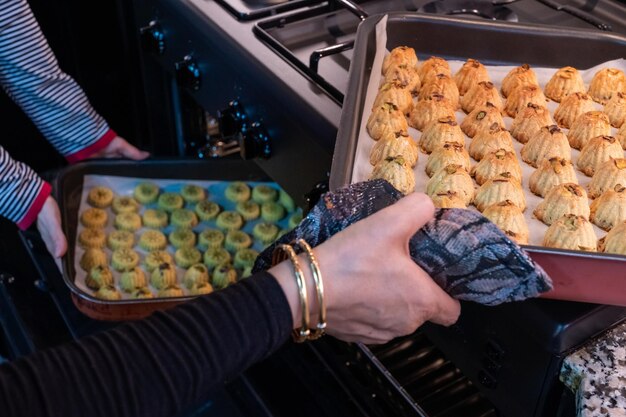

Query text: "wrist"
[270, 253, 319, 331]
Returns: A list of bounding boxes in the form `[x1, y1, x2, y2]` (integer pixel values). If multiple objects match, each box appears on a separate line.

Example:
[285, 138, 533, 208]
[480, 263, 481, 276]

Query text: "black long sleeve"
[0, 272, 292, 417]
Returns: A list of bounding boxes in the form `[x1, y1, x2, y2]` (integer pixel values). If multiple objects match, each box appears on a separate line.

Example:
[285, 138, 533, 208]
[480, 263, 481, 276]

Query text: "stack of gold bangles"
[271, 238, 326, 343]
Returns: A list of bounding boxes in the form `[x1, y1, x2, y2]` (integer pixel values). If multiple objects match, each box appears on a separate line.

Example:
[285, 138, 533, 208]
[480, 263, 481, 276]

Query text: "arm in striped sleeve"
[0, 144, 51, 229]
[0, 0, 116, 163]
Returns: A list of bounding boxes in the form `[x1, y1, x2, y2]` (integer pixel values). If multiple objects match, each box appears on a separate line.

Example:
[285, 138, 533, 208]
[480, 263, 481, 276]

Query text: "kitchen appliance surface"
[5, 0, 626, 416]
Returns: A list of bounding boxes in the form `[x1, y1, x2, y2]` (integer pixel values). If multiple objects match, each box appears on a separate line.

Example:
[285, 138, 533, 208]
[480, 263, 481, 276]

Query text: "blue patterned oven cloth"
[254, 179, 552, 306]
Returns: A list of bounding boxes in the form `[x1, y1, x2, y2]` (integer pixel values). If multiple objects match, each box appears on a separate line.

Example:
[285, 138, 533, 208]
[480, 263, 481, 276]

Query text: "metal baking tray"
[55, 158, 273, 321]
[331, 12, 626, 306]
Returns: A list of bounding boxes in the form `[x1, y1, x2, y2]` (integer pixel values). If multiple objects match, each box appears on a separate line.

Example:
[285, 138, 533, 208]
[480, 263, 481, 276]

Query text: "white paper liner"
[73, 175, 296, 300]
[351, 14, 626, 247]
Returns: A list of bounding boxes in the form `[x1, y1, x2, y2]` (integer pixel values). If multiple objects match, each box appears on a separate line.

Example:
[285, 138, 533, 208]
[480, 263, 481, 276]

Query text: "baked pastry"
[80, 208, 108, 229]
[78, 228, 106, 249]
[382, 46, 418, 75]
[460, 102, 505, 138]
[241, 266, 253, 279]
[79, 248, 107, 272]
[142, 209, 168, 228]
[384, 64, 420, 96]
[279, 190, 296, 213]
[576, 135, 623, 177]
[143, 250, 173, 272]
[588, 158, 626, 199]
[225, 181, 251, 203]
[618, 123, 626, 150]
[168, 228, 196, 249]
[426, 164, 474, 206]
[130, 287, 154, 299]
[419, 73, 460, 109]
[454, 58, 490, 96]
[216, 211, 244, 231]
[235, 201, 261, 221]
[138, 230, 168, 251]
[471, 149, 522, 186]
[553, 92, 596, 129]
[429, 191, 468, 209]
[417, 56, 451, 86]
[590, 184, 626, 231]
[373, 81, 413, 115]
[203, 247, 232, 271]
[195, 200, 221, 221]
[114, 212, 142, 232]
[418, 117, 464, 154]
[111, 248, 140, 272]
[604, 91, 626, 128]
[529, 157, 577, 197]
[224, 230, 253, 251]
[534, 183, 590, 226]
[212, 265, 238, 290]
[598, 221, 626, 255]
[189, 283, 213, 295]
[542, 214, 597, 252]
[367, 102, 409, 140]
[261, 202, 286, 222]
[520, 125, 571, 168]
[370, 155, 415, 195]
[170, 208, 199, 229]
[157, 192, 184, 212]
[460, 81, 503, 114]
[510, 104, 554, 144]
[175, 247, 202, 269]
[425, 142, 471, 177]
[252, 184, 278, 204]
[233, 248, 260, 270]
[95, 286, 122, 301]
[588, 68, 626, 104]
[408, 93, 456, 131]
[112, 196, 139, 214]
[183, 264, 210, 290]
[370, 131, 419, 167]
[119, 267, 148, 293]
[85, 265, 114, 291]
[133, 182, 159, 204]
[251, 222, 279, 244]
[107, 230, 134, 250]
[181, 184, 206, 203]
[544, 66, 585, 103]
[198, 229, 225, 250]
[482, 200, 529, 245]
[150, 262, 177, 290]
[157, 285, 184, 298]
[566, 111, 611, 150]
[473, 173, 526, 212]
[288, 211, 303, 229]
[468, 124, 515, 162]
[501, 64, 539, 98]
[87, 186, 114, 208]
[504, 85, 547, 118]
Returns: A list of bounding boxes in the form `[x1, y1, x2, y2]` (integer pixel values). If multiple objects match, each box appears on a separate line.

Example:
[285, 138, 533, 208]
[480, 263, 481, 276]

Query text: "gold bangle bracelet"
[272, 243, 310, 343]
[295, 239, 326, 340]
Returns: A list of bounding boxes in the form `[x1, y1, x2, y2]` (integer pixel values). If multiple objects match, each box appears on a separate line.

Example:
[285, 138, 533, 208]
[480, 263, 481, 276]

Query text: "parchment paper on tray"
[74, 175, 297, 300]
[350, 14, 626, 248]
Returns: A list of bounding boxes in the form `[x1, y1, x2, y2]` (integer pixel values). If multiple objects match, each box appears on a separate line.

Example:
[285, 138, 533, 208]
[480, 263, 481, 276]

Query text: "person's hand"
[90, 136, 149, 160]
[272, 192, 460, 345]
[37, 196, 68, 259]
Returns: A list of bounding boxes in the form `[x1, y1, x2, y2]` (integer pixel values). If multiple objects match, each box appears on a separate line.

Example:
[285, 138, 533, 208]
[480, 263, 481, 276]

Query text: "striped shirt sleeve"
[0, 0, 115, 162]
[0, 145, 51, 229]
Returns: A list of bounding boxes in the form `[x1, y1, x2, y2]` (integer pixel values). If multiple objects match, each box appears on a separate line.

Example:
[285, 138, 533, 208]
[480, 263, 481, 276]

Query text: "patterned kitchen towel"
[254, 179, 552, 306]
